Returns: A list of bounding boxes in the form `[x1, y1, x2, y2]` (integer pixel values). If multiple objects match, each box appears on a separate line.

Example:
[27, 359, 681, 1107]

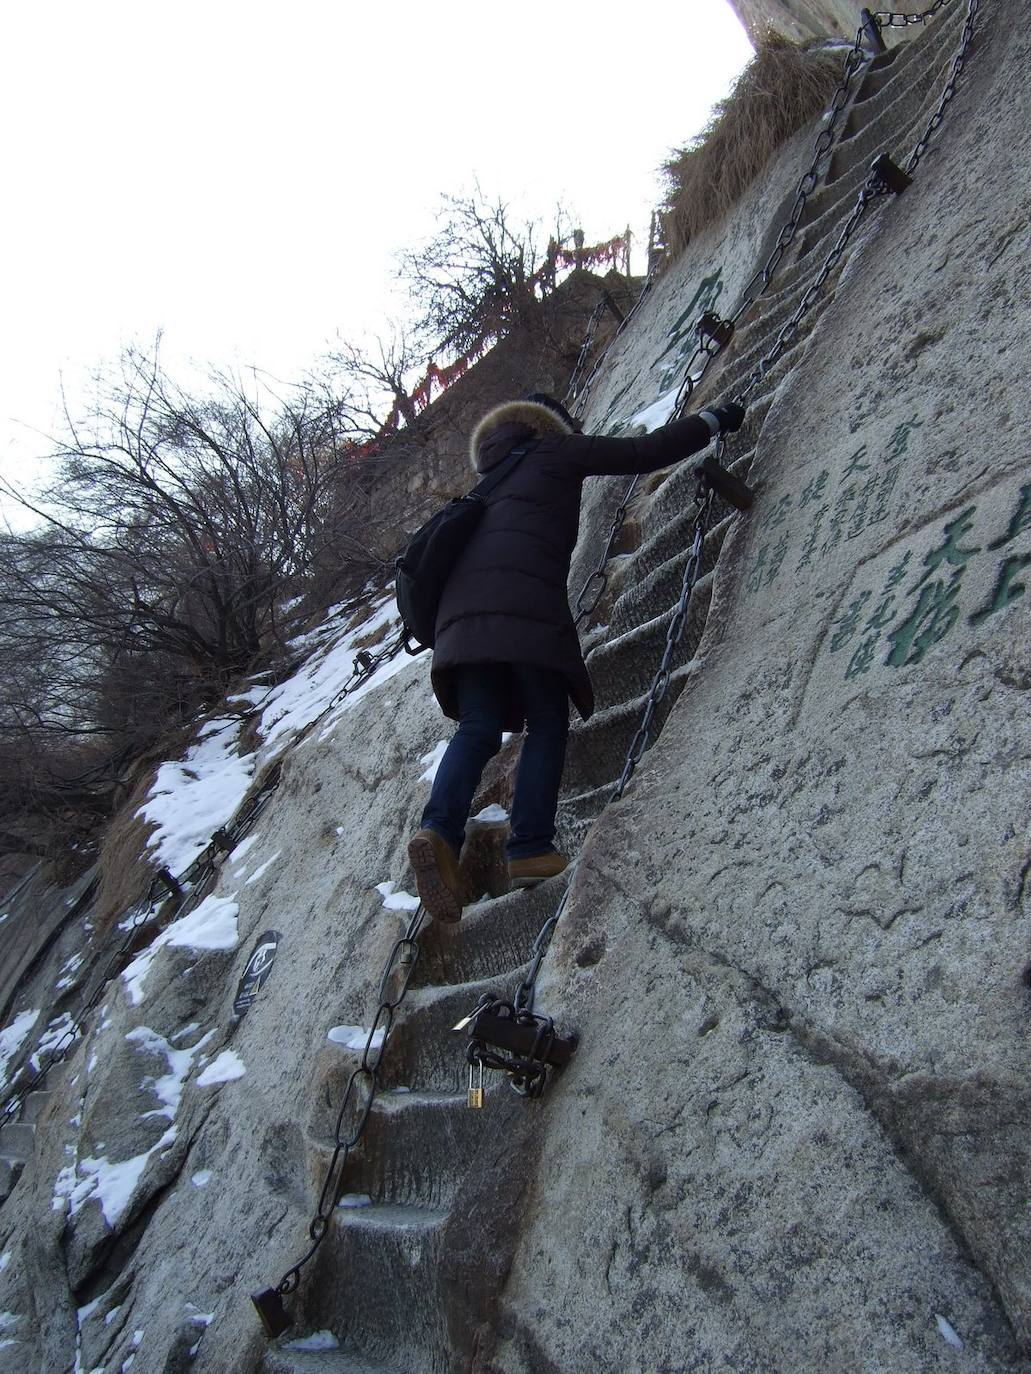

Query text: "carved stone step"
[563, 660, 698, 797]
[296, 1203, 453, 1373]
[850, 0, 969, 107]
[0, 1152, 26, 1201]
[714, 283, 841, 401]
[610, 494, 729, 600]
[587, 574, 714, 715]
[412, 878, 567, 990]
[787, 91, 947, 270]
[555, 779, 617, 856]
[381, 972, 524, 1096]
[716, 289, 836, 406]
[307, 1083, 521, 1212]
[0, 1122, 35, 1159]
[19, 1090, 53, 1125]
[262, 1347, 411, 1374]
[828, 22, 970, 180]
[607, 508, 729, 637]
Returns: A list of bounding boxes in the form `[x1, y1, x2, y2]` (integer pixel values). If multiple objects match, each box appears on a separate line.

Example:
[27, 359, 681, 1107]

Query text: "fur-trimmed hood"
[469, 400, 575, 472]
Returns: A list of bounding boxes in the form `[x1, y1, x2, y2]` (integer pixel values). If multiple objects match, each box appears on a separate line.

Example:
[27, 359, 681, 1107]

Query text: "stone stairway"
[0, 1090, 52, 1203]
[265, 878, 566, 1373]
[553, 0, 974, 849]
[259, 7, 973, 1368]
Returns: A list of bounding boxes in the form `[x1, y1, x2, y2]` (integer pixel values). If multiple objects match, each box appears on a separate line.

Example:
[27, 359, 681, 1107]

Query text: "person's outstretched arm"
[560, 404, 745, 478]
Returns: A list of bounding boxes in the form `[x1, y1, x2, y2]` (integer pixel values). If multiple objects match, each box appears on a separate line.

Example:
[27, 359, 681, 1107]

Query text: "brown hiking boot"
[507, 851, 569, 888]
[408, 828, 463, 923]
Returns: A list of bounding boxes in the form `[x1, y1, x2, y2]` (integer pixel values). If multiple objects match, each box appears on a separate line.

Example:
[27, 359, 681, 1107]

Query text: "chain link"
[567, 268, 662, 419]
[874, 0, 950, 25]
[562, 300, 607, 410]
[274, 902, 426, 1296]
[905, 0, 980, 174]
[613, 474, 715, 800]
[514, 882, 574, 1014]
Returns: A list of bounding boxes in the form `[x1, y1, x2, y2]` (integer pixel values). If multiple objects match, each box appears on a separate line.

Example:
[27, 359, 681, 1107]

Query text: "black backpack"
[395, 443, 535, 654]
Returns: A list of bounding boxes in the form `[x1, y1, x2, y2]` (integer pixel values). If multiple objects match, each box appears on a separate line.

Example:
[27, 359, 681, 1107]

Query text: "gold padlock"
[467, 1059, 484, 1110]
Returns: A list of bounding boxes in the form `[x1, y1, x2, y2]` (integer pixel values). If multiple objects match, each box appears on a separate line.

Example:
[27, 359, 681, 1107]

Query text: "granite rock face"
[490, 2, 1031, 1369]
[0, 3, 1027, 1372]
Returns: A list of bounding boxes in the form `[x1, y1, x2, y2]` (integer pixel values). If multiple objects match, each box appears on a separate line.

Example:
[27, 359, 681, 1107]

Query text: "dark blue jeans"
[421, 663, 569, 860]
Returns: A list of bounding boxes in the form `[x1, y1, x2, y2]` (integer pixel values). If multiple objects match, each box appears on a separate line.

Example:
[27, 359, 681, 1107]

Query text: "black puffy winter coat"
[431, 399, 713, 731]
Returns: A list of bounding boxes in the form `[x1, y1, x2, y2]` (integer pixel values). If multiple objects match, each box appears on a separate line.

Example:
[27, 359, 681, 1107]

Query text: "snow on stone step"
[261, 1343, 412, 1374]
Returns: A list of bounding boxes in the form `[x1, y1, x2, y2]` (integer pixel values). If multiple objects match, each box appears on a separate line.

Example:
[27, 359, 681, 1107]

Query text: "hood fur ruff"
[469, 400, 574, 471]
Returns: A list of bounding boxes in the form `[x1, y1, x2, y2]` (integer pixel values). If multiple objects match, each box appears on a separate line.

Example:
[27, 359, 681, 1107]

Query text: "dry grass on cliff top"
[660, 32, 845, 257]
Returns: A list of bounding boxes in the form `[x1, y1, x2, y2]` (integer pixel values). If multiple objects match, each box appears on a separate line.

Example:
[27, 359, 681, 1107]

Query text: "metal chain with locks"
[252, 901, 426, 1337]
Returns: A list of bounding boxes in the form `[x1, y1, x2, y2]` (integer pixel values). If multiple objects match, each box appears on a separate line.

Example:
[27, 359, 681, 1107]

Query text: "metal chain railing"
[566, 268, 662, 419]
[251, 901, 426, 1337]
[612, 474, 717, 800]
[0, 877, 167, 1129]
[562, 299, 607, 410]
[874, 0, 950, 26]
[504, 0, 980, 1034]
[905, 0, 980, 173]
[565, 8, 891, 632]
[738, 0, 979, 402]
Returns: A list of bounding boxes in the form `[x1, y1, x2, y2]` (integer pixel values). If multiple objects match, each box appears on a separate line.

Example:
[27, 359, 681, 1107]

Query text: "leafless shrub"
[0, 344, 385, 867]
[660, 33, 844, 256]
[398, 188, 567, 358]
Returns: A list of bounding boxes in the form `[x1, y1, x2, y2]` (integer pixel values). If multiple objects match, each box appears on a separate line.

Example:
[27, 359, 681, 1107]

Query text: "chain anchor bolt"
[156, 867, 182, 899]
[692, 455, 755, 512]
[870, 153, 912, 195]
[600, 289, 625, 325]
[860, 8, 887, 54]
[697, 311, 735, 354]
[250, 1287, 292, 1339]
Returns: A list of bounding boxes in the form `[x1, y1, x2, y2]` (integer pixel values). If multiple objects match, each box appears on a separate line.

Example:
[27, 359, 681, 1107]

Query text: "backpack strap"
[467, 442, 537, 501]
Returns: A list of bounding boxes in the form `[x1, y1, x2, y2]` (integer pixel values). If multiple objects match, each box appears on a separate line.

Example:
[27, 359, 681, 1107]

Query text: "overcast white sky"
[0, 1, 751, 510]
